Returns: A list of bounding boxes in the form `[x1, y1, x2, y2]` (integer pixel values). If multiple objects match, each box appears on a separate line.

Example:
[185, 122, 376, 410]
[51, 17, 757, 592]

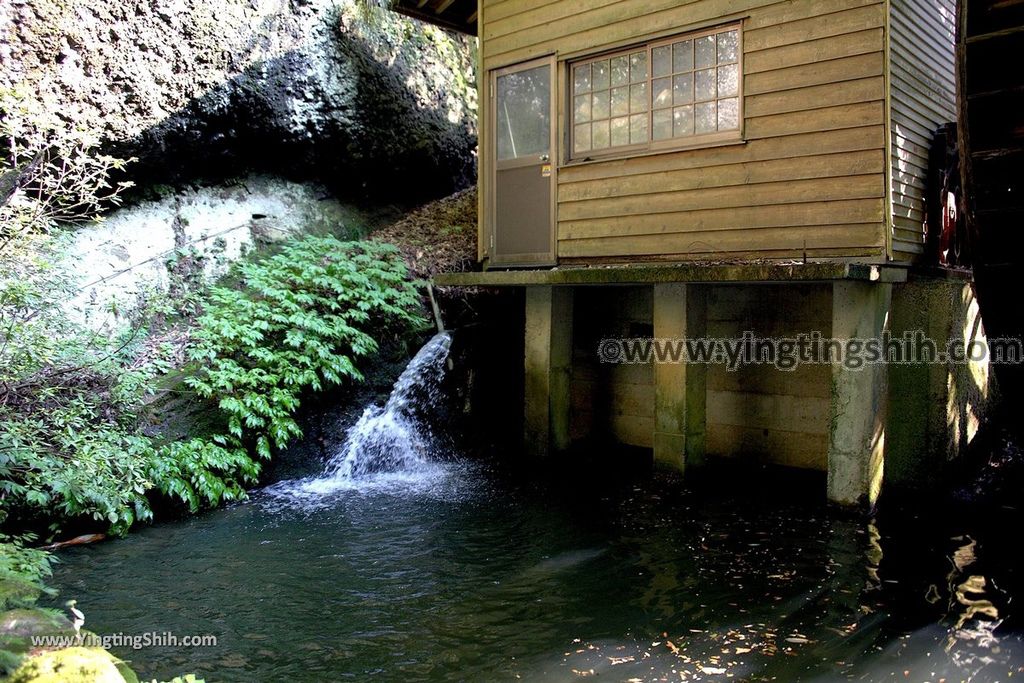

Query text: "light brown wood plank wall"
[888, 0, 957, 260]
[480, 0, 890, 263]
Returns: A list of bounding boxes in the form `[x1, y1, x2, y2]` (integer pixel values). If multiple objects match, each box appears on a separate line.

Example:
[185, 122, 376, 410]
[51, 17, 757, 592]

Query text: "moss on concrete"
[434, 262, 909, 287]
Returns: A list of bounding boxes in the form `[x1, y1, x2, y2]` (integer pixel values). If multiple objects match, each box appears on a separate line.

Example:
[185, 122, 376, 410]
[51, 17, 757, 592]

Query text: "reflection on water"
[48, 463, 1024, 682]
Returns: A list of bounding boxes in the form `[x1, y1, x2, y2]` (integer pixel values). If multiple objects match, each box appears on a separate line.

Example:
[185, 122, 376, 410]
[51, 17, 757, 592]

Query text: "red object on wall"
[926, 123, 968, 268]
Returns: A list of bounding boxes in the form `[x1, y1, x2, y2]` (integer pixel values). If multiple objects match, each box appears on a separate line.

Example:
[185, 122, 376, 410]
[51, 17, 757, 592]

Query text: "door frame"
[487, 54, 558, 269]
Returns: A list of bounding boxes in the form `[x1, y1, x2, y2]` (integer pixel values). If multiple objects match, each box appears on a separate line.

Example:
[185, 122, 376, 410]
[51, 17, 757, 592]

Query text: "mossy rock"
[0, 609, 73, 640]
[0, 608, 76, 672]
[7, 647, 130, 683]
[0, 576, 46, 610]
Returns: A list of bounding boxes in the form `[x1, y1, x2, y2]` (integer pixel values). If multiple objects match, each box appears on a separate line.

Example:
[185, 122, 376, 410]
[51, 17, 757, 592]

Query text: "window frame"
[566, 22, 744, 163]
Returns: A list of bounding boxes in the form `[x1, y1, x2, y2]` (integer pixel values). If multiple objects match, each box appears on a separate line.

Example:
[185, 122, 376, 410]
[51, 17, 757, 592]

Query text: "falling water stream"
[45, 334, 1024, 682]
[264, 332, 454, 503]
[323, 332, 450, 480]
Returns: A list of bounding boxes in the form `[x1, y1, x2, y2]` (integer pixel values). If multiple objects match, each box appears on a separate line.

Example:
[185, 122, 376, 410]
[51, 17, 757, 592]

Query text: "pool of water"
[48, 454, 1024, 682]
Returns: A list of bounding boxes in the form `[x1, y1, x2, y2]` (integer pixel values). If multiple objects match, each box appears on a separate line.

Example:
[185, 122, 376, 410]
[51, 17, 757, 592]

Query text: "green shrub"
[0, 533, 55, 610]
[1, 86, 133, 249]
[0, 237, 160, 533]
[0, 233, 424, 531]
[151, 237, 425, 512]
[1, 83, 150, 534]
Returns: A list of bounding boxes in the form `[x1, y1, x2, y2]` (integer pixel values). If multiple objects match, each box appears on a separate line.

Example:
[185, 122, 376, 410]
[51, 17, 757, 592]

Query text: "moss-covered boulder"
[6, 647, 128, 683]
[0, 608, 77, 673]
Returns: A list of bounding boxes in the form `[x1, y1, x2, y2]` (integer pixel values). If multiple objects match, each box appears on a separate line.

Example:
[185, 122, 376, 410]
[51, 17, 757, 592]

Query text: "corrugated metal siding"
[888, 0, 956, 260]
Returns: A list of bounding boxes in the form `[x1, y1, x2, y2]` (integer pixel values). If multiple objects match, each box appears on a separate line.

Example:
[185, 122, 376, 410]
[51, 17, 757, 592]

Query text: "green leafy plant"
[0, 533, 55, 610]
[1, 87, 134, 254]
[0, 83, 154, 533]
[0, 233, 162, 533]
[149, 236, 426, 512]
[0, 345, 162, 533]
[0, 232, 424, 531]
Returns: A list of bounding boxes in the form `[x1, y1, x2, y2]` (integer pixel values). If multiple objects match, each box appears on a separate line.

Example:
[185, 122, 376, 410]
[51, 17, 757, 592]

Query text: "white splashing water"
[264, 333, 455, 504]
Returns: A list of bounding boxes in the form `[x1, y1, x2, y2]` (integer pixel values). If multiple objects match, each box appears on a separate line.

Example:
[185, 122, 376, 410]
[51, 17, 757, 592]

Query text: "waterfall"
[323, 332, 452, 480]
[265, 332, 454, 502]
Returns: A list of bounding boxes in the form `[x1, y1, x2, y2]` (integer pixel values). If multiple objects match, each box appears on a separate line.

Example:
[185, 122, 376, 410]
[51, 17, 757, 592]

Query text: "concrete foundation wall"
[571, 287, 654, 448]
[705, 284, 832, 471]
[886, 276, 996, 486]
[544, 275, 994, 502]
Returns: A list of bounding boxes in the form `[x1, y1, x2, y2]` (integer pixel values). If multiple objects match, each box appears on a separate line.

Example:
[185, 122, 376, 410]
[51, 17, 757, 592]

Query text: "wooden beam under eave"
[467, 9, 478, 24]
[390, 0, 478, 35]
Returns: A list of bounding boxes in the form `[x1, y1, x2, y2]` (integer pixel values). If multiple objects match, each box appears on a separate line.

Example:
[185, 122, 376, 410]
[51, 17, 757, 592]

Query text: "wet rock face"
[0, 0, 477, 200]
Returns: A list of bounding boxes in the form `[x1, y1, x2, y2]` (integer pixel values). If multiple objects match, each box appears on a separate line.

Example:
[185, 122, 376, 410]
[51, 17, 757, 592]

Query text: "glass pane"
[611, 55, 630, 87]
[592, 91, 610, 120]
[610, 86, 630, 117]
[717, 64, 738, 98]
[630, 113, 648, 144]
[574, 63, 591, 95]
[695, 101, 717, 134]
[630, 82, 648, 113]
[695, 68, 716, 101]
[592, 59, 610, 91]
[718, 97, 739, 130]
[673, 73, 693, 104]
[652, 46, 672, 77]
[610, 116, 630, 147]
[695, 35, 716, 69]
[574, 123, 591, 153]
[673, 40, 693, 72]
[653, 109, 672, 140]
[718, 30, 738, 63]
[630, 51, 647, 83]
[574, 94, 591, 123]
[496, 65, 551, 160]
[653, 77, 672, 109]
[592, 120, 610, 149]
[674, 105, 694, 137]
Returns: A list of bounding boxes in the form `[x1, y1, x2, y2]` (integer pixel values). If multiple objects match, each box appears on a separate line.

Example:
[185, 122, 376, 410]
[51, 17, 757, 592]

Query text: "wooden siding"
[888, 0, 957, 260]
[704, 284, 832, 470]
[479, 0, 890, 264]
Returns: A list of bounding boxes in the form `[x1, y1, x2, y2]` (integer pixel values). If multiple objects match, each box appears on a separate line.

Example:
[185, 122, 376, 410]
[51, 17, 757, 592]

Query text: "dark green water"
[49, 459, 1023, 682]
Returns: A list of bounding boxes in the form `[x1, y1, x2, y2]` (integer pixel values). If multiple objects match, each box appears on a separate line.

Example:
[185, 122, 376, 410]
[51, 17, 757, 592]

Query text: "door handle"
[540, 154, 550, 162]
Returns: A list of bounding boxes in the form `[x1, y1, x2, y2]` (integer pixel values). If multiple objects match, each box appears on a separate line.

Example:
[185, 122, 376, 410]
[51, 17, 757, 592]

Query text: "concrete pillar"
[652, 283, 707, 471]
[827, 281, 892, 507]
[524, 286, 573, 457]
[886, 277, 993, 488]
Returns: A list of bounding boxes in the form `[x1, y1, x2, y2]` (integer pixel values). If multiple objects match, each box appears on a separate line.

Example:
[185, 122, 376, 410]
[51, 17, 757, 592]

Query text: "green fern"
[149, 237, 426, 512]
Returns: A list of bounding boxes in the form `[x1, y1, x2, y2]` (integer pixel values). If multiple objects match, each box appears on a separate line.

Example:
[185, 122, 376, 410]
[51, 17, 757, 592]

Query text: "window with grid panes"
[571, 25, 741, 159]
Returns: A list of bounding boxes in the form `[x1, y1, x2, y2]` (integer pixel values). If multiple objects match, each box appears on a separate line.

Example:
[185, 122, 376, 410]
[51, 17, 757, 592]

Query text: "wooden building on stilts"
[394, 0, 1002, 507]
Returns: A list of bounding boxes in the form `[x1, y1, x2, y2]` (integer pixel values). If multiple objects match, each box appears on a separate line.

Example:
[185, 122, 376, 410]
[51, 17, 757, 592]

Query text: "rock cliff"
[1, 0, 477, 199]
